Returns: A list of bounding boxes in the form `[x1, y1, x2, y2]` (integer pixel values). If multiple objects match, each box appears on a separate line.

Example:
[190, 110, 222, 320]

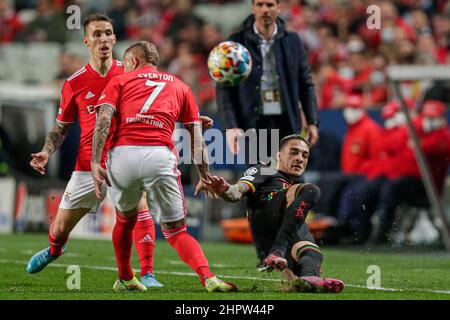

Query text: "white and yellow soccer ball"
[207, 41, 252, 87]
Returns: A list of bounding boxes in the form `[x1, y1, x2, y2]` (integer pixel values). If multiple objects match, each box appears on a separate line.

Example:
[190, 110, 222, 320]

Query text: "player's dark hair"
[125, 41, 160, 67]
[83, 14, 114, 35]
[279, 134, 310, 150]
[252, 0, 280, 4]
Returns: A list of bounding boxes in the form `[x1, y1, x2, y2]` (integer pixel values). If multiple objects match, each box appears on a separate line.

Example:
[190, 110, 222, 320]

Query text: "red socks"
[48, 222, 68, 257]
[112, 213, 137, 281]
[133, 210, 155, 276]
[162, 224, 214, 286]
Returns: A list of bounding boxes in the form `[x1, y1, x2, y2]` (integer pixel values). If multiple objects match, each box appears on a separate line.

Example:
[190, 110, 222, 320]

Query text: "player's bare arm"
[184, 122, 216, 197]
[202, 174, 250, 202]
[185, 122, 210, 179]
[30, 122, 71, 175]
[91, 104, 114, 198]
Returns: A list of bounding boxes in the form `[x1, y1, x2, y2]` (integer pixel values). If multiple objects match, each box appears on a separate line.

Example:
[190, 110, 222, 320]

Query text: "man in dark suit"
[216, 0, 319, 163]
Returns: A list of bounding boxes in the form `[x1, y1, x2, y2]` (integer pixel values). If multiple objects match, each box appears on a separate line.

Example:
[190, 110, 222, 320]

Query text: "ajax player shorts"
[106, 146, 186, 223]
[59, 171, 106, 213]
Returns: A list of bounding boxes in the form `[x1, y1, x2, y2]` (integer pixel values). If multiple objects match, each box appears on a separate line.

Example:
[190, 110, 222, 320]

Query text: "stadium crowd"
[1, 0, 450, 108]
[1, 0, 450, 246]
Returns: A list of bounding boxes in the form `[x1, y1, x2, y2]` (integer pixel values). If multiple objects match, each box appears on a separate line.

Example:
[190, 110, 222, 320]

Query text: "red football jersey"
[57, 60, 123, 171]
[97, 65, 200, 149]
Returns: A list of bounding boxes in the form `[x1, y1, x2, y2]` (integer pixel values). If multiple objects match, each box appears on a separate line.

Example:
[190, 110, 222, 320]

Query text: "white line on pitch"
[1, 259, 450, 295]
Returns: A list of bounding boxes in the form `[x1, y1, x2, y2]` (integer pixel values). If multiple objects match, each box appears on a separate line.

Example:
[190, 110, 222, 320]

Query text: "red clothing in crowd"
[341, 115, 384, 175]
[419, 126, 450, 194]
[0, 11, 23, 43]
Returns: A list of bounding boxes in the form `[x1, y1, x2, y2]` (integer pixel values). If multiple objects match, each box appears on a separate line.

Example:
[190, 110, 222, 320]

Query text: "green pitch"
[0, 233, 449, 300]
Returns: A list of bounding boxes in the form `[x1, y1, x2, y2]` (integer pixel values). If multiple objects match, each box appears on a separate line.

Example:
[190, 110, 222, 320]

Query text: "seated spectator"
[336, 95, 385, 237]
[16, 0, 68, 43]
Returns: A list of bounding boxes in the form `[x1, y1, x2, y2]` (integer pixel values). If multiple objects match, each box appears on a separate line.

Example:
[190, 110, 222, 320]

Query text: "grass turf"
[0, 233, 449, 300]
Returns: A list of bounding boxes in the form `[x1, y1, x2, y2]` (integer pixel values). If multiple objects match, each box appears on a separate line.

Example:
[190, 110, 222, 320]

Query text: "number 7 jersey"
[97, 65, 200, 149]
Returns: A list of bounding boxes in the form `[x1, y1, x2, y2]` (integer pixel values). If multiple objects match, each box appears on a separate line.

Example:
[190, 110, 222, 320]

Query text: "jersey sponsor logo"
[244, 167, 258, 176]
[85, 91, 95, 99]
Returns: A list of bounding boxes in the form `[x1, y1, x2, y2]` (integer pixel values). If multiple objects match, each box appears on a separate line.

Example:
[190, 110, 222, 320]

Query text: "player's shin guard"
[270, 184, 321, 257]
[48, 222, 68, 257]
[113, 212, 137, 281]
[133, 210, 155, 276]
[162, 224, 214, 286]
[294, 245, 323, 277]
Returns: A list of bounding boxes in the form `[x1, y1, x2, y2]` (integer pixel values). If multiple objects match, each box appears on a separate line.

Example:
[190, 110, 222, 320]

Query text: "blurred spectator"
[374, 100, 450, 243]
[164, 0, 204, 43]
[157, 36, 176, 71]
[340, 95, 383, 176]
[315, 63, 350, 109]
[335, 95, 385, 240]
[343, 35, 372, 96]
[336, 99, 415, 243]
[432, 13, 450, 50]
[16, 0, 68, 43]
[53, 50, 84, 87]
[107, 0, 135, 40]
[0, 0, 24, 43]
[367, 54, 389, 105]
[200, 23, 223, 55]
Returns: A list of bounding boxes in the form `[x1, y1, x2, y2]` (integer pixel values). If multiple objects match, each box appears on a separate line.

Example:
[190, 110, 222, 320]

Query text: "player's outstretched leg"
[133, 207, 163, 287]
[288, 241, 344, 293]
[162, 220, 237, 292]
[27, 208, 87, 274]
[112, 209, 146, 292]
[263, 184, 321, 271]
[290, 276, 345, 293]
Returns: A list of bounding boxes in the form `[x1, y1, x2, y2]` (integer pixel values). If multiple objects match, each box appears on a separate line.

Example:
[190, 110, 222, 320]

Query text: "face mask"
[381, 28, 394, 43]
[343, 108, 364, 125]
[384, 118, 396, 129]
[371, 71, 385, 85]
[394, 112, 407, 126]
[422, 117, 446, 133]
[339, 67, 354, 79]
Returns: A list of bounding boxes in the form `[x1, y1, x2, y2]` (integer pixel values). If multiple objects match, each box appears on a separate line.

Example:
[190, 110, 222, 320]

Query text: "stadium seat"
[25, 43, 61, 83]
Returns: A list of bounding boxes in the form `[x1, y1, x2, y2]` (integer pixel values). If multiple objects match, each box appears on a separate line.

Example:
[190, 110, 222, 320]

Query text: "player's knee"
[286, 183, 321, 207]
[161, 218, 187, 244]
[136, 194, 148, 212]
[291, 241, 322, 263]
[296, 183, 321, 206]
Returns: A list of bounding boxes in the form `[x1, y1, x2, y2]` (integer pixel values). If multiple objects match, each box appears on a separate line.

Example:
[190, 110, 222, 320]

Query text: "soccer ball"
[207, 41, 252, 86]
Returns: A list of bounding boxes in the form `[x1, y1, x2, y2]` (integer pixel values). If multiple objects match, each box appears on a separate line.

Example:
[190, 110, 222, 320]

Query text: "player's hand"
[30, 151, 49, 175]
[199, 116, 214, 129]
[91, 163, 111, 199]
[202, 173, 230, 194]
[194, 179, 217, 199]
[306, 124, 319, 147]
[226, 128, 244, 155]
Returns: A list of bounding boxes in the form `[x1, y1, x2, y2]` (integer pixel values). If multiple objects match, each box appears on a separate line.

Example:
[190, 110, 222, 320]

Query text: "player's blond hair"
[125, 41, 160, 67]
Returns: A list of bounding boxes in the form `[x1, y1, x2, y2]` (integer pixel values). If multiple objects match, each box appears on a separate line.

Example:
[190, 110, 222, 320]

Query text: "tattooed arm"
[30, 122, 71, 175]
[184, 122, 215, 197]
[91, 104, 114, 198]
[91, 104, 114, 165]
[202, 174, 250, 202]
[184, 122, 210, 180]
